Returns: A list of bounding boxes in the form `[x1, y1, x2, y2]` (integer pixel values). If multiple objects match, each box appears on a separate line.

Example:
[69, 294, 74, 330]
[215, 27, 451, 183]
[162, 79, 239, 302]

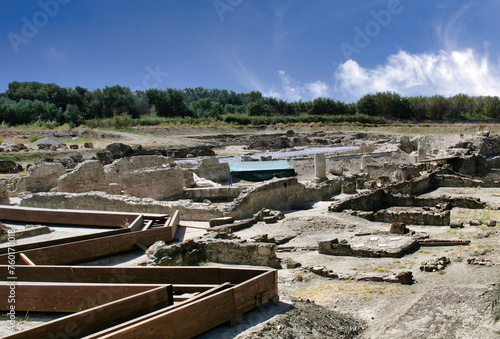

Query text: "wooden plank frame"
[0, 228, 130, 255]
[0, 265, 278, 338]
[0, 226, 175, 266]
[0, 283, 170, 312]
[3, 285, 173, 339]
[0, 206, 169, 228]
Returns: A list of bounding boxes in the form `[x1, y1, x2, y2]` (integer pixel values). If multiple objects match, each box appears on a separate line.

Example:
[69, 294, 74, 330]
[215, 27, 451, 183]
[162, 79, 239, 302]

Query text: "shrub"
[29, 134, 41, 143]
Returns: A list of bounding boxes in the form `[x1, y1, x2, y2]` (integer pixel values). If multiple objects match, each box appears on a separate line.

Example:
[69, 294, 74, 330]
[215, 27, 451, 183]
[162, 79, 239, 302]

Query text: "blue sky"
[1, 0, 500, 102]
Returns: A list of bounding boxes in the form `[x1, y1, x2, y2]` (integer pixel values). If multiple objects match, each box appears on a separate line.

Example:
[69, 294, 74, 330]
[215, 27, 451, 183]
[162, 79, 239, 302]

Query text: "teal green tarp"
[228, 160, 296, 182]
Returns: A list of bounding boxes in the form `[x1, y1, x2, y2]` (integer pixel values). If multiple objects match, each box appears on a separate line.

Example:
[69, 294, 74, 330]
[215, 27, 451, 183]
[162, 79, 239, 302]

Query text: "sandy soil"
[200, 194, 500, 338]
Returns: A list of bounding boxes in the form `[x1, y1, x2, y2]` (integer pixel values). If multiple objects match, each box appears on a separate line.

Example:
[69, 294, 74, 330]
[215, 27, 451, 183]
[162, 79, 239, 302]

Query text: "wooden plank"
[168, 210, 180, 238]
[18, 254, 35, 266]
[87, 283, 233, 339]
[1, 266, 223, 285]
[0, 206, 141, 227]
[0, 283, 168, 312]
[219, 267, 270, 284]
[97, 288, 236, 339]
[0, 228, 130, 255]
[141, 219, 154, 231]
[172, 284, 222, 294]
[0, 226, 174, 266]
[3, 285, 173, 339]
[142, 213, 169, 219]
[231, 270, 277, 314]
[128, 215, 144, 232]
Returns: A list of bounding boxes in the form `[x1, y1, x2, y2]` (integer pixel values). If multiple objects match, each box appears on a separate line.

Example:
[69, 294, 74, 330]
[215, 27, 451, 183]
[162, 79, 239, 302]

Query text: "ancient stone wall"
[364, 164, 419, 182]
[331, 188, 387, 212]
[194, 157, 229, 183]
[16, 163, 66, 193]
[57, 160, 110, 193]
[0, 181, 9, 205]
[20, 191, 222, 220]
[120, 168, 185, 199]
[147, 235, 280, 268]
[185, 186, 245, 202]
[369, 209, 451, 226]
[387, 172, 435, 195]
[104, 155, 174, 183]
[434, 174, 486, 188]
[318, 236, 419, 258]
[224, 177, 341, 219]
[386, 194, 486, 209]
[329, 171, 485, 215]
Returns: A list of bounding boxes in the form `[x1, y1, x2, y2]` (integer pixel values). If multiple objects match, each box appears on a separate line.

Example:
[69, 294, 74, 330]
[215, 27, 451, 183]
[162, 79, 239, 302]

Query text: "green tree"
[63, 104, 83, 127]
[247, 100, 271, 116]
[408, 96, 429, 120]
[427, 95, 449, 120]
[357, 94, 380, 116]
[310, 97, 348, 115]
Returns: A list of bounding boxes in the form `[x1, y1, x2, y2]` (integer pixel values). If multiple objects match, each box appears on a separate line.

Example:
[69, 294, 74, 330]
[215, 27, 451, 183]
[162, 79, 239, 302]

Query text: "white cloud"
[43, 47, 67, 61]
[335, 49, 500, 99]
[306, 81, 330, 99]
[277, 70, 330, 101]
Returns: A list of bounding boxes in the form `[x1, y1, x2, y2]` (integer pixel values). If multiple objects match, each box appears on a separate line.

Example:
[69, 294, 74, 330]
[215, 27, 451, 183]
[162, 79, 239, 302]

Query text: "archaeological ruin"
[0, 127, 500, 337]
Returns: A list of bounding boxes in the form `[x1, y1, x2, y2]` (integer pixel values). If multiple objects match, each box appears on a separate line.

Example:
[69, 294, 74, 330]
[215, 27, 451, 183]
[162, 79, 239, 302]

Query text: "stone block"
[341, 182, 356, 194]
[257, 245, 272, 255]
[390, 222, 407, 234]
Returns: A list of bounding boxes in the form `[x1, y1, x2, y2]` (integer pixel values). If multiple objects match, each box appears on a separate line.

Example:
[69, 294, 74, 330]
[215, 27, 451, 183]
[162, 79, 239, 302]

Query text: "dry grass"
[290, 281, 401, 303]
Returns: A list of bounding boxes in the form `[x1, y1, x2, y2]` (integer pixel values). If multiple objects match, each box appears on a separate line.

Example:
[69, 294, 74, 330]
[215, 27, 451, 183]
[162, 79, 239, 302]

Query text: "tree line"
[1, 81, 500, 127]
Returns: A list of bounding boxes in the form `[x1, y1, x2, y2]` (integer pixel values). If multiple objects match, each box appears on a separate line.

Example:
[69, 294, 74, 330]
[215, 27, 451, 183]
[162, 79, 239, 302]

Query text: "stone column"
[314, 153, 327, 183]
[417, 136, 427, 162]
[360, 155, 371, 171]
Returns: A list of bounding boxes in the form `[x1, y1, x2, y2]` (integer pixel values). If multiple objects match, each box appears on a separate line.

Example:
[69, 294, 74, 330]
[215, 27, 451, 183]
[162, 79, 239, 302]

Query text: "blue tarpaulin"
[228, 160, 296, 183]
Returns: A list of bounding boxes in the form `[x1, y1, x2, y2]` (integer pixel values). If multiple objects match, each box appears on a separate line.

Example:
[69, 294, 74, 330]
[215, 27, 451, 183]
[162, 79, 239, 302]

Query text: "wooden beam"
[86, 282, 233, 339]
[0, 206, 169, 227]
[128, 215, 144, 232]
[219, 267, 271, 284]
[0, 283, 169, 312]
[0, 266, 278, 338]
[172, 284, 223, 294]
[3, 285, 173, 339]
[0, 206, 140, 227]
[142, 219, 154, 231]
[94, 288, 236, 339]
[1, 266, 225, 285]
[232, 270, 277, 314]
[0, 226, 174, 266]
[168, 210, 180, 238]
[0, 228, 130, 255]
[18, 254, 35, 266]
